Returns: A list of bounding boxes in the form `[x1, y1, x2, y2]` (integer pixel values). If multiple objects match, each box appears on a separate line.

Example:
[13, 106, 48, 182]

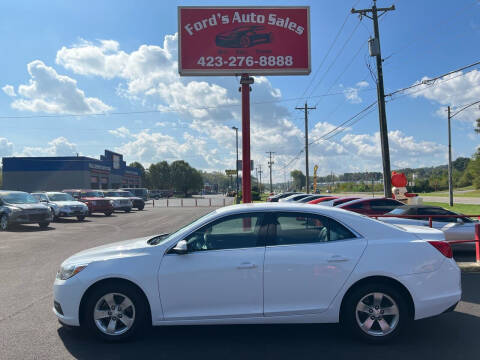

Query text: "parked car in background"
[338, 198, 404, 216]
[122, 188, 149, 201]
[319, 197, 360, 207]
[32, 192, 89, 221]
[53, 203, 461, 343]
[114, 190, 145, 210]
[0, 191, 52, 230]
[148, 189, 174, 200]
[266, 192, 300, 202]
[378, 205, 479, 250]
[63, 190, 113, 216]
[101, 191, 133, 212]
[31, 192, 59, 219]
[297, 195, 330, 203]
[307, 196, 339, 205]
[278, 193, 310, 202]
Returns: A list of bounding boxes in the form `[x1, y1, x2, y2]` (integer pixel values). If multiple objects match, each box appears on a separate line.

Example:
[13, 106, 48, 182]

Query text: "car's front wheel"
[77, 216, 86, 221]
[104, 211, 113, 216]
[83, 282, 147, 341]
[342, 283, 410, 343]
[0, 214, 8, 231]
[39, 222, 50, 229]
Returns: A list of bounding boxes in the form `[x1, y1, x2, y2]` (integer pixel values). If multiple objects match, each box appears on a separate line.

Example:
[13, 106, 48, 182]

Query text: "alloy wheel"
[93, 293, 136, 336]
[0, 215, 7, 230]
[355, 292, 399, 337]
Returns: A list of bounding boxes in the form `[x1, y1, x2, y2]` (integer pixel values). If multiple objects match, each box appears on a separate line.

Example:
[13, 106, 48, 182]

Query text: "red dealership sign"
[178, 6, 310, 76]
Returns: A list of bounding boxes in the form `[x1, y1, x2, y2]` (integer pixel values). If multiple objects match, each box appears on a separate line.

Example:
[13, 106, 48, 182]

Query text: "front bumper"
[8, 211, 52, 224]
[53, 277, 86, 326]
[58, 208, 89, 218]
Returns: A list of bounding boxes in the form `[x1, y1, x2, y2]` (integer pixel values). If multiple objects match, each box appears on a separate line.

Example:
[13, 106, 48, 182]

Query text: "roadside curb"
[457, 262, 480, 272]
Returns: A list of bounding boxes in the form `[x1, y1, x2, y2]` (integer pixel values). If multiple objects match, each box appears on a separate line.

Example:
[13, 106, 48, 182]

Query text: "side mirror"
[171, 240, 188, 255]
[457, 218, 464, 224]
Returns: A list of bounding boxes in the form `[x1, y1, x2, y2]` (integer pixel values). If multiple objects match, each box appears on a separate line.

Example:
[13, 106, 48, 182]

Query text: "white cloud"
[109, 126, 132, 138]
[343, 80, 369, 104]
[0, 137, 14, 157]
[10, 60, 112, 114]
[2, 85, 16, 97]
[20, 137, 78, 157]
[409, 70, 480, 122]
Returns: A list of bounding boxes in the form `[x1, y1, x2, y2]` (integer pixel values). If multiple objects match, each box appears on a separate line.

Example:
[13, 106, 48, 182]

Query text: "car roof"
[0, 190, 28, 195]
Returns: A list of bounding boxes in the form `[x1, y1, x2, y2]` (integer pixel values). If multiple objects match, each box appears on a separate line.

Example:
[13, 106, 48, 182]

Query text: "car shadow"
[55, 218, 92, 224]
[57, 310, 480, 360]
[87, 214, 117, 218]
[6, 224, 55, 232]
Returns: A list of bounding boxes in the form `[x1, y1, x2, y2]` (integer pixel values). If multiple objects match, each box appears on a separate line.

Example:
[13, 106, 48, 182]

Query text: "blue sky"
[0, 0, 479, 181]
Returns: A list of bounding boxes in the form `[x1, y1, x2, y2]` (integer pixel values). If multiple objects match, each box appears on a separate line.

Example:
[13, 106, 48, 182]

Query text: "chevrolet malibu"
[53, 203, 461, 343]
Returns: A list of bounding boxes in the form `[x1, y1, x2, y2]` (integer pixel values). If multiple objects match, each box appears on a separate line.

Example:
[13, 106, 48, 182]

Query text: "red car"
[337, 197, 404, 215]
[307, 196, 339, 204]
[63, 189, 114, 216]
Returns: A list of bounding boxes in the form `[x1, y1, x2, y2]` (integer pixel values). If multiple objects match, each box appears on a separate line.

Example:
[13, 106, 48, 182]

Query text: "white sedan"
[53, 203, 461, 343]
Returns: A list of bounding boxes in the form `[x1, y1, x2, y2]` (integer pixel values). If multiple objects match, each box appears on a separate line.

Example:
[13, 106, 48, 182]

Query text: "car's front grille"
[29, 214, 47, 222]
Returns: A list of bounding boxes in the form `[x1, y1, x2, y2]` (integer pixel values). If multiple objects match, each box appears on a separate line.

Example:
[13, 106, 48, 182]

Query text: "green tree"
[468, 149, 480, 189]
[170, 160, 203, 196]
[128, 162, 147, 187]
[148, 161, 171, 189]
[290, 170, 306, 191]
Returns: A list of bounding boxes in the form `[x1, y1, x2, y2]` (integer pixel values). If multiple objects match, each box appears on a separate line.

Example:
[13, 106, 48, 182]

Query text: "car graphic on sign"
[215, 26, 273, 48]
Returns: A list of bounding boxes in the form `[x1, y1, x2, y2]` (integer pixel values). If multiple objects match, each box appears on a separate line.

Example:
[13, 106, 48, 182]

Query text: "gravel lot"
[1, 204, 479, 359]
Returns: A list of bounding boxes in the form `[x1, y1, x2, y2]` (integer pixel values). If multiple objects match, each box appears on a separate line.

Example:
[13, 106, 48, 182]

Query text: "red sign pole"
[240, 74, 254, 203]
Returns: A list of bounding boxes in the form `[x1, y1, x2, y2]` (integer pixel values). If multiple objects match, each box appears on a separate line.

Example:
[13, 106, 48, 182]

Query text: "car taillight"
[428, 241, 453, 258]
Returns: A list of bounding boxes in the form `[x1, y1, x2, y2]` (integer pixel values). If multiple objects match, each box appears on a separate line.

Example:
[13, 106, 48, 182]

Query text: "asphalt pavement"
[0, 204, 479, 359]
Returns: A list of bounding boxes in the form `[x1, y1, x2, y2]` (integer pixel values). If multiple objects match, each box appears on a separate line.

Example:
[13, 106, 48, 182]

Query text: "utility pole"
[295, 103, 316, 193]
[266, 151, 275, 194]
[258, 164, 263, 195]
[352, 0, 395, 198]
[447, 106, 453, 207]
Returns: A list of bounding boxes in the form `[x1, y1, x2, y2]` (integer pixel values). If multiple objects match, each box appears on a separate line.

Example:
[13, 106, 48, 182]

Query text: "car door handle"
[327, 255, 349, 263]
[237, 262, 257, 269]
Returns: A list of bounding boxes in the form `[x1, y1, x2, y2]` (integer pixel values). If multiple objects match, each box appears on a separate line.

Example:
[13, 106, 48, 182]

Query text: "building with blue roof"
[2, 150, 141, 192]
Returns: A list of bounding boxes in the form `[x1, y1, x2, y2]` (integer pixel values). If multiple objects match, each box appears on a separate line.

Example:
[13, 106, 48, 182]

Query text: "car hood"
[7, 203, 48, 211]
[63, 236, 154, 266]
[104, 197, 130, 201]
[80, 197, 105, 201]
[128, 196, 143, 201]
[52, 201, 87, 207]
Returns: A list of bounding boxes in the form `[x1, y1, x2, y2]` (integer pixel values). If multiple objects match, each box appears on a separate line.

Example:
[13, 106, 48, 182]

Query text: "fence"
[151, 197, 235, 208]
[370, 214, 480, 263]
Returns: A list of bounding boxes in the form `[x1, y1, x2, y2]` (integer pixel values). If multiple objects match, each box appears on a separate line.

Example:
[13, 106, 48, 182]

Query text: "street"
[0, 205, 479, 359]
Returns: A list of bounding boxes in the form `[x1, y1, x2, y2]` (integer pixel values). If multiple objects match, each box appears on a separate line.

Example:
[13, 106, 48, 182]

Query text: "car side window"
[417, 208, 456, 222]
[183, 213, 264, 252]
[371, 199, 400, 212]
[270, 212, 355, 246]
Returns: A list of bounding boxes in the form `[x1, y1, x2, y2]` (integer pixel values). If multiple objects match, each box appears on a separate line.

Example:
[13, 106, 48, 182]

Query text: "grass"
[419, 187, 480, 198]
[423, 202, 480, 215]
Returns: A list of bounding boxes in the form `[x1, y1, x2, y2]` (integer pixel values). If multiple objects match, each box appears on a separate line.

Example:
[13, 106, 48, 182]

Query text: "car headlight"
[9, 207, 22, 213]
[56, 264, 88, 280]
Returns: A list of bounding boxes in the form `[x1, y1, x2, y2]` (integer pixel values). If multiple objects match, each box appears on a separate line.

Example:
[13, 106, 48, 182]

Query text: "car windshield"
[84, 191, 104, 197]
[1, 192, 39, 204]
[148, 210, 219, 245]
[48, 193, 75, 202]
[105, 192, 123, 197]
[118, 191, 134, 197]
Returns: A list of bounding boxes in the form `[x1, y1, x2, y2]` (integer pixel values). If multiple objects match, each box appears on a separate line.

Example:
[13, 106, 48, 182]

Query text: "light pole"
[232, 126, 239, 204]
[446, 100, 480, 206]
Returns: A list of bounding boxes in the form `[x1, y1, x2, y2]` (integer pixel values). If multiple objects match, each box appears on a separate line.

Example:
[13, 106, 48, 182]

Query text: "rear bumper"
[399, 258, 462, 320]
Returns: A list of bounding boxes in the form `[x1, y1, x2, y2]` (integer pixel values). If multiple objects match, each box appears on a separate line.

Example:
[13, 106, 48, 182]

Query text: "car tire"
[104, 211, 113, 216]
[39, 222, 50, 229]
[125, 209, 131, 213]
[83, 282, 148, 342]
[341, 283, 410, 343]
[0, 214, 8, 231]
[77, 216, 86, 221]
[137, 205, 144, 211]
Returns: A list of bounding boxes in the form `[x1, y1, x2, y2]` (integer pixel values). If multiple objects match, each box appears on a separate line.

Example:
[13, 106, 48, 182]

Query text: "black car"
[0, 191, 52, 230]
[267, 192, 300, 202]
[215, 26, 272, 48]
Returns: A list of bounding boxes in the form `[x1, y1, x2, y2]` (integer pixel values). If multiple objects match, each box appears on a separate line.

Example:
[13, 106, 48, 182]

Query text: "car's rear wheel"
[342, 283, 409, 343]
[125, 209, 131, 213]
[77, 216, 85, 221]
[104, 211, 113, 216]
[0, 214, 8, 231]
[137, 205, 144, 211]
[83, 283, 147, 341]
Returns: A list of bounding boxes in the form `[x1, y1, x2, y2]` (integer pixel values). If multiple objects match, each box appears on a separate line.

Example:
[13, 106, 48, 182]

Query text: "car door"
[158, 212, 267, 320]
[263, 211, 367, 316]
